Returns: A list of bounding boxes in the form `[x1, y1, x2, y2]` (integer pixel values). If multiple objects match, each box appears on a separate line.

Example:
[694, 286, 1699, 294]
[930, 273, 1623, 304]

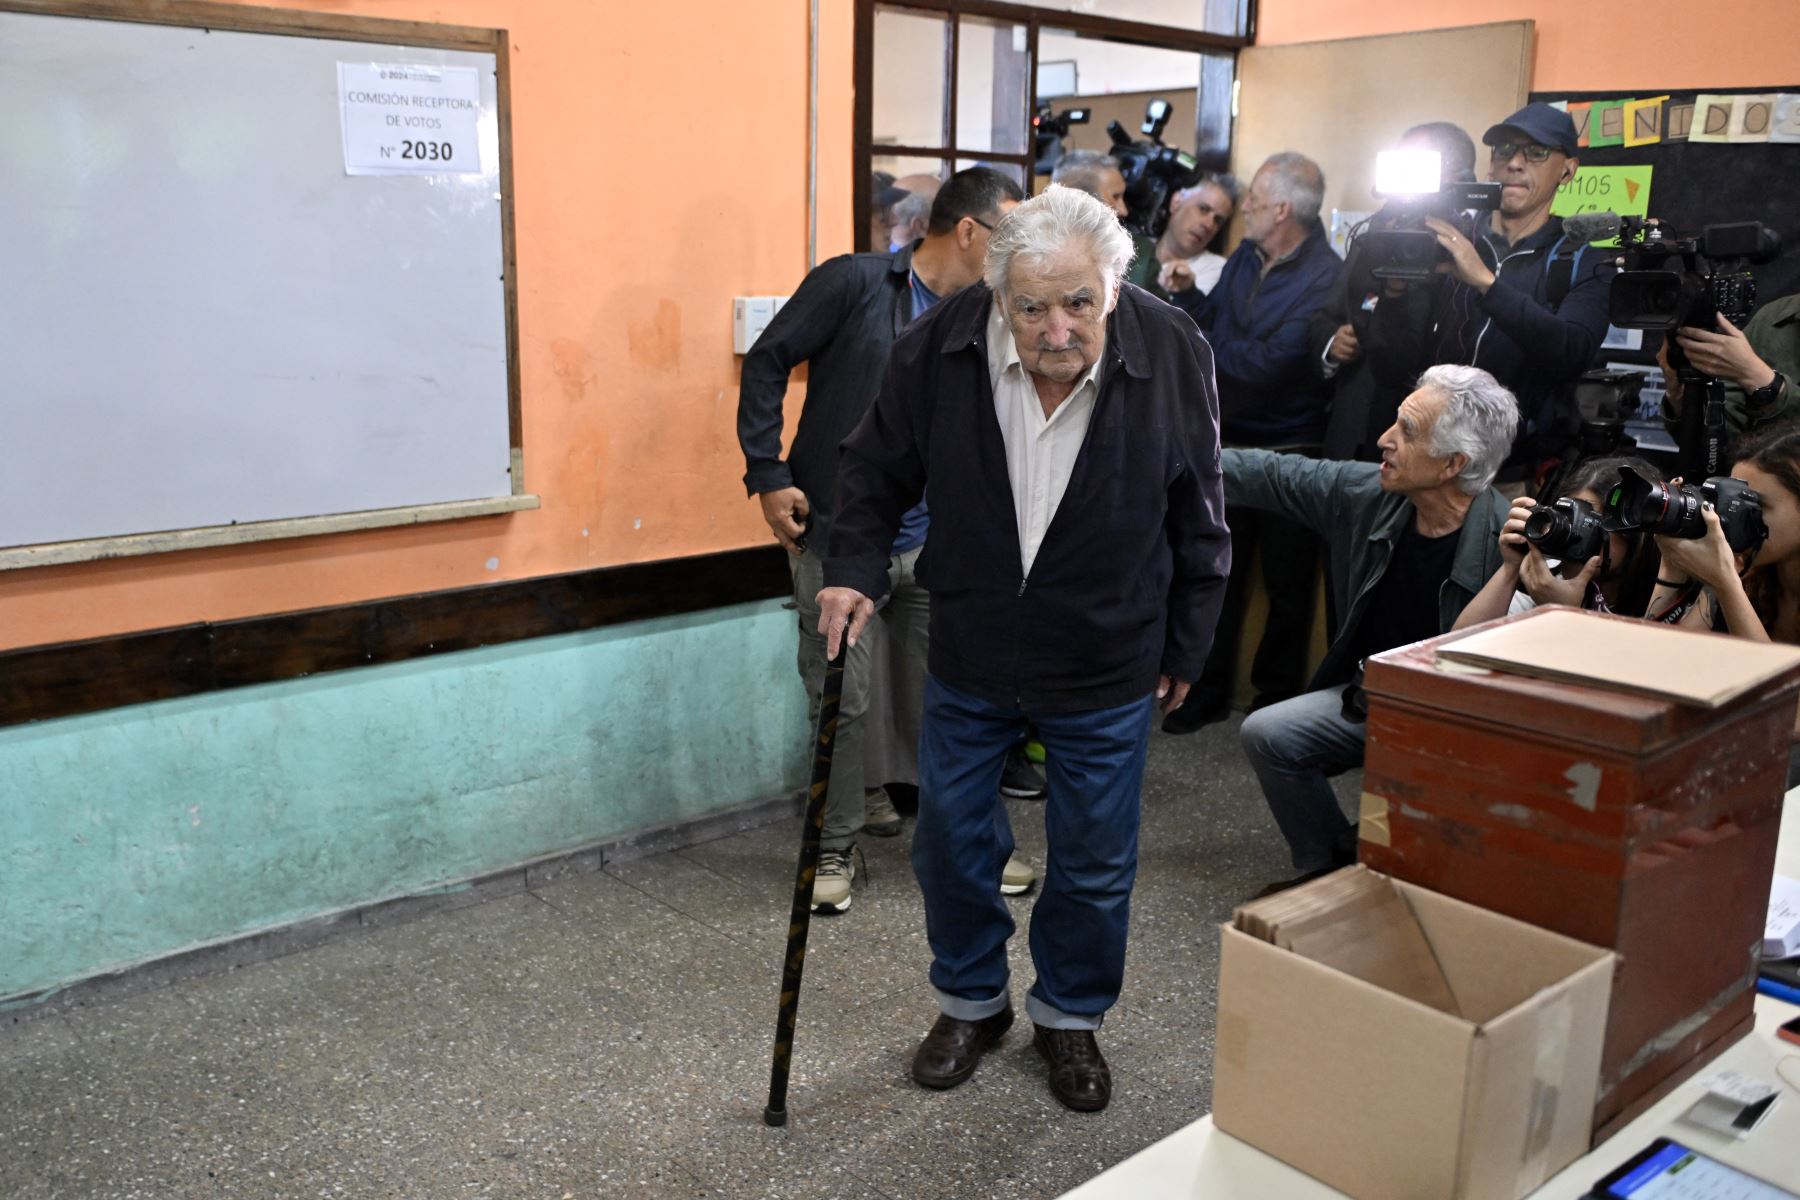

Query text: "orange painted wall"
[1, 0, 853, 652]
[1256, 0, 1798, 94]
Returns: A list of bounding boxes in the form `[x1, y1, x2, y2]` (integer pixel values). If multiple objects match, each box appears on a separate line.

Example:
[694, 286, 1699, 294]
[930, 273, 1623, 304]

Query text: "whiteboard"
[0, 8, 519, 559]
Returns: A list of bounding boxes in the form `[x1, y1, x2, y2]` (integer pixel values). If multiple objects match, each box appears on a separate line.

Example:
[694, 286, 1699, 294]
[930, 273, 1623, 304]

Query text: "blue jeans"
[1239, 687, 1366, 872]
[913, 675, 1154, 1031]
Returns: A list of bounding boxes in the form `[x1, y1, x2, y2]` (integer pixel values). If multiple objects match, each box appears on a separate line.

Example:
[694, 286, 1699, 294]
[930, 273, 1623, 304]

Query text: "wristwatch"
[1746, 372, 1788, 414]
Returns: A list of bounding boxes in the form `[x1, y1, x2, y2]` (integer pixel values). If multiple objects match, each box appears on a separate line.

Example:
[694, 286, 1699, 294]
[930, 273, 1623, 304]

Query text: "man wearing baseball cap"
[1367, 101, 1616, 490]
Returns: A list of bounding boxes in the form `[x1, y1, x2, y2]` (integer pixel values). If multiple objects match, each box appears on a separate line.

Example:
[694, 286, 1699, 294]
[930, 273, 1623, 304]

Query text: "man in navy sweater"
[818, 187, 1229, 1112]
[1164, 152, 1343, 733]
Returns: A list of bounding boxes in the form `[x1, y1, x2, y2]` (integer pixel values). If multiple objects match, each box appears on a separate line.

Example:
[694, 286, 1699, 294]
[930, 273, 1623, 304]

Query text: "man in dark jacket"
[1163, 152, 1343, 733]
[1317, 122, 1477, 464]
[818, 186, 1230, 1112]
[1224, 365, 1518, 897]
[736, 167, 1025, 912]
[1368, 102, 1617, 484]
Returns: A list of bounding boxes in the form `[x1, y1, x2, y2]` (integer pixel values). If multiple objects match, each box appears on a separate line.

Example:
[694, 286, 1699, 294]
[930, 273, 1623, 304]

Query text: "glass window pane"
[870, 156, 950, 251]
[1034, 31, 1202, 159]
[1017, 0, 1248, 37]
[954, 17, 1030, 156]
[869, 154, 951, 186]
[955, 158, 1025, 189]
[873, 6, 948, 149]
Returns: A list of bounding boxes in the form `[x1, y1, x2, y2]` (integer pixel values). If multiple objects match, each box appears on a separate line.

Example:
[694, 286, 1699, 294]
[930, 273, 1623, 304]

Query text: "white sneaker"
[1000, 855, 1037, 896]
[813, 848, 856, 912]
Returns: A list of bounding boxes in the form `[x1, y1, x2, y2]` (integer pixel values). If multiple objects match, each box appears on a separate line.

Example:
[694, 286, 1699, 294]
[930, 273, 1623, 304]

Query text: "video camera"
[1609, 218, 1778, 334]
[1105, 98, 1198, 239]
[1032, 103, 1091, 177]
[1604, 216, 1781, 480]
[1601, 465, 1767, 555]
[1352, 150, 1502, 282]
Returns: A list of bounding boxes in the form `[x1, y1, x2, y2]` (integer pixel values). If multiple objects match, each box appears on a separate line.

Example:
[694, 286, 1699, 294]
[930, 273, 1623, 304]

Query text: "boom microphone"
[1562, 210, 1623, 245]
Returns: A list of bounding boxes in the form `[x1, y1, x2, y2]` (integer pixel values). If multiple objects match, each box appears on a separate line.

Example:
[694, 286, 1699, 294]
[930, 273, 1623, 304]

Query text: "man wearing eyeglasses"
[1370, 102, 1617, 491]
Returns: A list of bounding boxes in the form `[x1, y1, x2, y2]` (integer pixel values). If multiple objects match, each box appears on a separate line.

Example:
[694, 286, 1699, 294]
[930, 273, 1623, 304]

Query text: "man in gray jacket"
[1222, 365, 1518, 896]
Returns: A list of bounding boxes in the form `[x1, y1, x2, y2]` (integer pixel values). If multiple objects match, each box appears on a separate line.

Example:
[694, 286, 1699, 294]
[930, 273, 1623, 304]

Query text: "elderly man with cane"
[817, 186, 1230, 1112]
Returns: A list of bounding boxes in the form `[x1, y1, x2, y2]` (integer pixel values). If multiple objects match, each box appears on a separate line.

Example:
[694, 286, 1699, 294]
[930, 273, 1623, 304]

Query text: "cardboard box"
[1212, 869, 1616, 1200]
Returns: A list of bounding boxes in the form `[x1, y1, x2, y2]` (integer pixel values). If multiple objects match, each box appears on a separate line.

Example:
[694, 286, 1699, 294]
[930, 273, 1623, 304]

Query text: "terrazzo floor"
[1, 715, 1358, 1199]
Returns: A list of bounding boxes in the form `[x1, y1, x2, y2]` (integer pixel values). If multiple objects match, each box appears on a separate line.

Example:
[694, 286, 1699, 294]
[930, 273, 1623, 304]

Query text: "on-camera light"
[1374, 149, 1442, 198]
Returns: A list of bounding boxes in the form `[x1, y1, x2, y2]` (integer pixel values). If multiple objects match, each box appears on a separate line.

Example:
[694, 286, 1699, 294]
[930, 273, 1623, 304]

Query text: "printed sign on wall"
[338, 63, 483, 176]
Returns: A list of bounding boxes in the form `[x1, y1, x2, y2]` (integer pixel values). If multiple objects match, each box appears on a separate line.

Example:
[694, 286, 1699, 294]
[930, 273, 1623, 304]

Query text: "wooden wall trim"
[0, 547, 794, 729]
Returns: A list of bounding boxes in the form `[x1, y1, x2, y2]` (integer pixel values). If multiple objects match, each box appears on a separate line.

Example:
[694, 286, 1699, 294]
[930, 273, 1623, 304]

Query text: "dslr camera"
[1601, 465, 1767, 554]
[1609, 218, 1779, 334]
[1106, 98, 1199, 239]
[1352, 150, 1501, 282]
[1523, 497, 1608, 562]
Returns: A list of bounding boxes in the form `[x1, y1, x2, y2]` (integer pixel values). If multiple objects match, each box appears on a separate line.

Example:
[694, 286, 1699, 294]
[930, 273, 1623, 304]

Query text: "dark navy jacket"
[1193, 224, 1343, 447]
[1370, 215, 1616, 474]
[824, 283, 1231, 712]
[736, 247, 916, 546]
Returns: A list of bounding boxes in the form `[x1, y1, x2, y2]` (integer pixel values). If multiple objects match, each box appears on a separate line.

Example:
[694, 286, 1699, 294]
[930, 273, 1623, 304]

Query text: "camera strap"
[1648, 581, 1704, 625]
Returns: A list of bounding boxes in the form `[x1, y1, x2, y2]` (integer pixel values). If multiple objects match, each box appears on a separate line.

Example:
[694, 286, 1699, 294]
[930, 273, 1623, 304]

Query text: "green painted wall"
[0, 599, 809, 1004]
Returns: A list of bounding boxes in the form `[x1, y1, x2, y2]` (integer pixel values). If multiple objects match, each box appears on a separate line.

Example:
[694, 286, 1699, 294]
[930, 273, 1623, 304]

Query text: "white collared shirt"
[986, 299, 1104, 577]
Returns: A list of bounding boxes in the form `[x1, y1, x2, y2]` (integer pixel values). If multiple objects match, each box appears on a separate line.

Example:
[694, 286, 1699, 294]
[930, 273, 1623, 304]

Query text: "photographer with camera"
[1317, 122, 1476, 463]
[1162, 153, 1341, 732]
[1124, 176, 1239, 306]
[1368, 103, 1617, 486]
[1453, 454, 1665, 628]
[1647, 427, 1791, 643]
[1641, 423, 1800, 779]
[1226, 366, 1518, 893]
[1660, 294, 1800, 435]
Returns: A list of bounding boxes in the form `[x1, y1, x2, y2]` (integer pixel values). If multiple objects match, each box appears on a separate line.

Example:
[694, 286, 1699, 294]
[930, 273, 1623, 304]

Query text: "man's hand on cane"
[817, 587, 876, 658]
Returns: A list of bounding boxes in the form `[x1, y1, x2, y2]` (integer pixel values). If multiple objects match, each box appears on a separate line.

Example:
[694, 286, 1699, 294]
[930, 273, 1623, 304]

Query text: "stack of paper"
[1768, 875, 1800, 961]
[1235, 865, 1460, 1015]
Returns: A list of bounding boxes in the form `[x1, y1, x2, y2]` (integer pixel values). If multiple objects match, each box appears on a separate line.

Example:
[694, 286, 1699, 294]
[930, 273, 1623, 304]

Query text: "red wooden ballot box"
[1359, 608, 1800, 1142]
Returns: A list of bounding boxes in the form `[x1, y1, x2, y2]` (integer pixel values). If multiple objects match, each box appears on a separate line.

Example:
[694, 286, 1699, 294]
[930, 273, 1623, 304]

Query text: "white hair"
[1418, 364, 1521, 494]
[1259, 152, 1325, 223]
[983, 184, 1136, 299]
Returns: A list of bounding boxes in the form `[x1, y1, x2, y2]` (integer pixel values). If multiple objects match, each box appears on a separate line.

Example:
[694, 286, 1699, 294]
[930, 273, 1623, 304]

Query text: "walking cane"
[763, 645, 846, 1127]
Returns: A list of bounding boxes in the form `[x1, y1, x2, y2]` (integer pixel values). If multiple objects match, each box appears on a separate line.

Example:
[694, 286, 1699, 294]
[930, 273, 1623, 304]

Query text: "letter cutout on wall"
[1588, 99, 1627, 148]
[1622, 96, 1669, 147]
[1771, 94, 1800, 144]
[1728, 94, 1775, 143]
[1689, 94, 1734, 143]
[1665, 100, 1695, 141]
[1568, 101, 1593, 147]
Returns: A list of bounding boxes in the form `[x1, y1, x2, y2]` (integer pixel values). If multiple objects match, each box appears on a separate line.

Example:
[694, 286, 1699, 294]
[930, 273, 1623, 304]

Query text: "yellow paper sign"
[1551, 166, 1654, 245]
[1623, 96, 1669, 147]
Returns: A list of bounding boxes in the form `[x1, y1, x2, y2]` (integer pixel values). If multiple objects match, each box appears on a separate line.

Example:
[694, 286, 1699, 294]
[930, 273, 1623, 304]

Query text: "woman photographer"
[1454, 454, 1664, 630]
[1653, 423, 1800, 779]
[1653, 423, 1800, 642]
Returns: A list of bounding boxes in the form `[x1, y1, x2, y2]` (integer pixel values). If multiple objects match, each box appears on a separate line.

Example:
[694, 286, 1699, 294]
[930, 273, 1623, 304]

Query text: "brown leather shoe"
[910, 1006, 1014, 1090]
[1033, 1023, 1112, 1112]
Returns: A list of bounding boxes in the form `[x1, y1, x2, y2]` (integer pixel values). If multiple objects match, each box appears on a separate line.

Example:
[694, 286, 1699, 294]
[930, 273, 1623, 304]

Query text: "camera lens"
[1526, 498, 1605, 561]
[1523, 505, 1568, 552]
